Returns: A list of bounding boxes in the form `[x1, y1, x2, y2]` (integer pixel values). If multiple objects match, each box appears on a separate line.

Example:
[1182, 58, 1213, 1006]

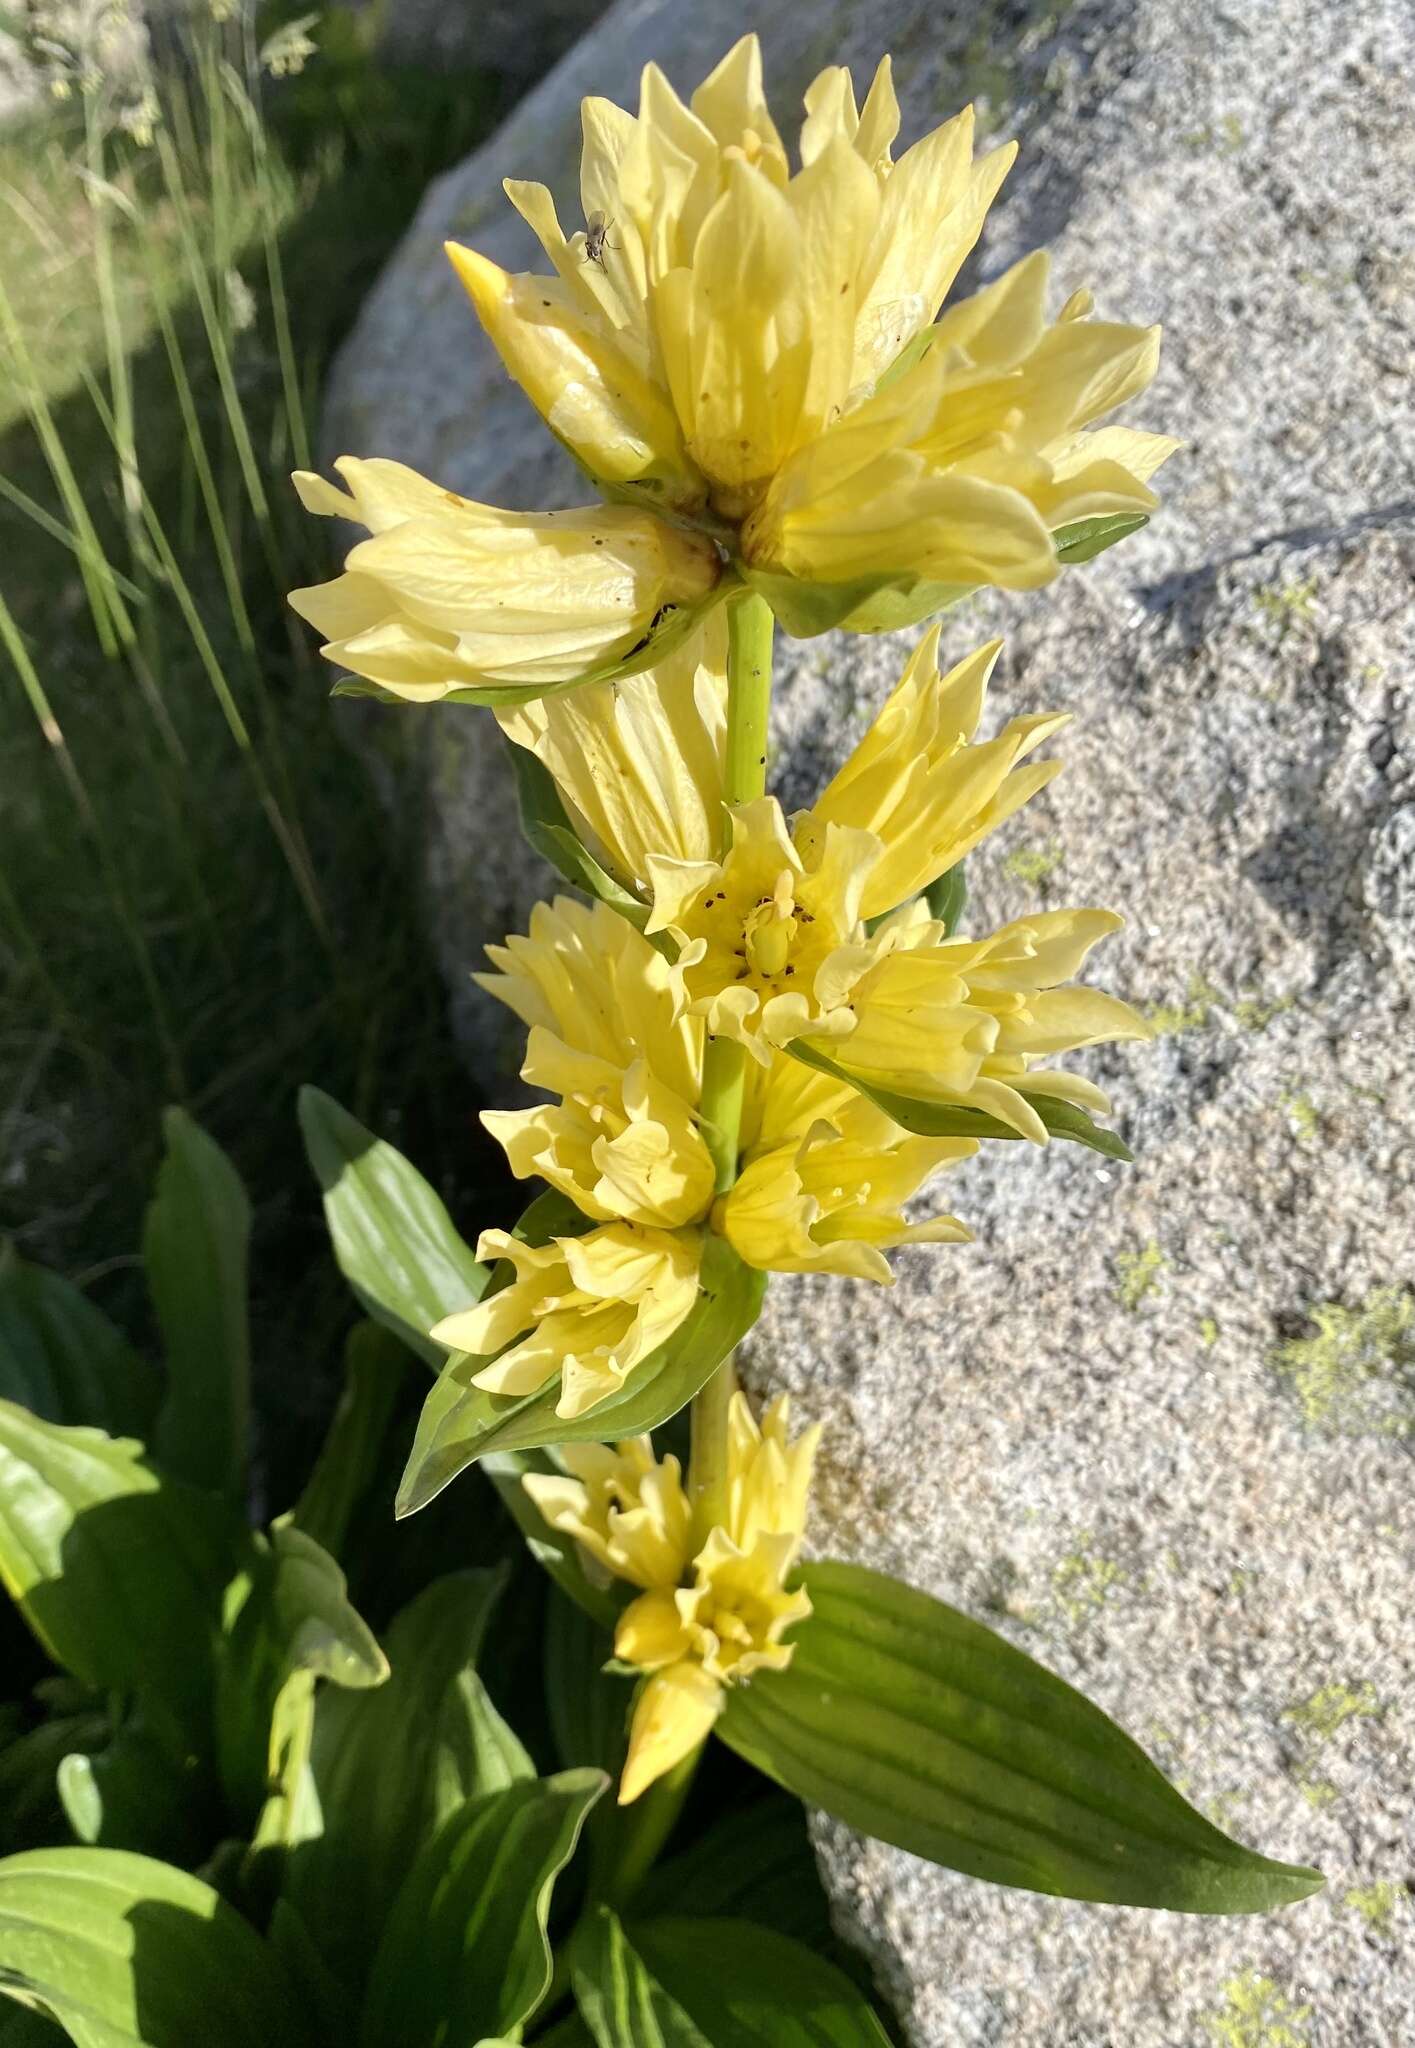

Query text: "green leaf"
[650, 1797, 832, 1953]
[0, 2002, 64, 2045]
[787, 1041, 1134, 1162]
[298, 1087, 488, 1368]
[283, 1567, 530, 1992]
[143, 1109, 251, 1499]
[507, 740, 649, 927]
[0, 1248, 156, 1437]
[216, 1523, 387, 1826]
[924, 862, 967, 936]
[572, 1907, 892, 2047]
[740, 564, 970, 640]
[719, 1561, 1324, 1912]
[1052, 511, 1150, 565]
[265, 1901, 359, 2046]
[359, 1770, 607, 2048]
[0, 1403, 242, 1755]
[0, 1847, 307, 2047]
[397, 1233, 766, 1515]
[287, 1322, 408, 1560]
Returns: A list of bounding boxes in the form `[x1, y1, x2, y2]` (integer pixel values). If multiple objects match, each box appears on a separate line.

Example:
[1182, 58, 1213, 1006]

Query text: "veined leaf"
[572, 1907, 892, 2047]
[0, 1403, 242, 1755]
[0, 1247, 156, 1437]
[719, 1561, 1323, 1913]
[298, 1087, 488, 1368]
[0, 1848, 307, 2047]
[788, 1041, 1134, 1162]
[396, 1233, 766, 1515]
[1052, 511, 1150, 565]
[284, 1567, 530, 1992]
[359, 1769, 607, 2048]
[145, 1108, 251, 1499]
[507, 740, 649, 927]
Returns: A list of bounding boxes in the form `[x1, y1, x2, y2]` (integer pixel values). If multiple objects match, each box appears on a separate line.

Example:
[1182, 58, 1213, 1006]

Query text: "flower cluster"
[525, 1393, 818, 1802]
[291, 39, 1173, 700]
[291, 37, 1164, 1800]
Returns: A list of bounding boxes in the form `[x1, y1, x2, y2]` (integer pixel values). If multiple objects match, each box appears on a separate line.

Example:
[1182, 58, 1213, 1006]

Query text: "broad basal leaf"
[360, 1770, 607, 2048]
[719, 1561, 1323, 1913]
[788, 1041, 1134, 1162]
[145, 1108, 252, 1499]
[572, 1907, 892, 2048]
[284, 1567, 530, 1992]
[396, 1233, 765, 1515]
[298, 1088, 488, 1367]
[0, 1847, 307, 2048]
[0, 1248, 156, 1437]
[0, 1403, 242, 1756]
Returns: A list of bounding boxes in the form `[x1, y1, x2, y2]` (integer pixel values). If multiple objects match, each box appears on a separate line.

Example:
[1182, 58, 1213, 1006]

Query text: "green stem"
[723, 587, 775, 805]
[690, 589, 775, 1533]
[599, 1743, 702, 1913]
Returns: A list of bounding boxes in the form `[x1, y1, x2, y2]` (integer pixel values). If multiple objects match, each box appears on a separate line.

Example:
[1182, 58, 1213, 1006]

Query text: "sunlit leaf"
[719, 1561, 1323, 1912]
[0, 1848, 307, 2047]
[396, 1234, 765, 1515]
[360, 1770, 607, 2047]
[788, 1041, 1134, 1161]
[299, 1088, 488, 1367]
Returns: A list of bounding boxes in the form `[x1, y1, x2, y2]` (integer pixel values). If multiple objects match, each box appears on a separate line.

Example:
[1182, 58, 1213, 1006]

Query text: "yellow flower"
[477, 897, 715, 1228]
[524, 1392, 818, 1801]
[447, 37, 1173, 627]
[718, 1060, 974, 1283]
[741, 249, 1176, 615]
[793, 628, 1066, 919]
[645, 794, 879, 1058]
[432, 1222, 701, 1420]
[829, 903, 1151, 1140]
[495, 612, 728, 891]
[288, 457, 720, 701]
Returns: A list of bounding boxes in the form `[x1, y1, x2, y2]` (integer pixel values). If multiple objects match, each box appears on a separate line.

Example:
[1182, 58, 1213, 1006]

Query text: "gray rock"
[323, 0, 1415, 2040]
[349, 0, 611, 91]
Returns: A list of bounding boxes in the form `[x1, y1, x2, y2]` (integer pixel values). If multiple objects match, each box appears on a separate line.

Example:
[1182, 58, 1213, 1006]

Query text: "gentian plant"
[289, 38, 1321, 1918]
